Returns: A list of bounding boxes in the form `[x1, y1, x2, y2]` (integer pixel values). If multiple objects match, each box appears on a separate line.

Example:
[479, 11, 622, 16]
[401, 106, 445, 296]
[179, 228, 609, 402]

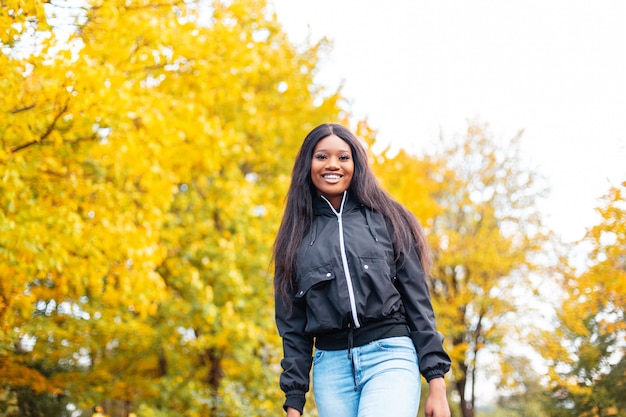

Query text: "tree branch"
[10, 104, 36, 114]
[10, 100, 69, 153]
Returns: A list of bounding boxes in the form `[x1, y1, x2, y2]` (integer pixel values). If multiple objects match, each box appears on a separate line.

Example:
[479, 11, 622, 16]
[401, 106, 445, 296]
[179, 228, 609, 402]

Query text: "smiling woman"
[272, 123, 452, 417]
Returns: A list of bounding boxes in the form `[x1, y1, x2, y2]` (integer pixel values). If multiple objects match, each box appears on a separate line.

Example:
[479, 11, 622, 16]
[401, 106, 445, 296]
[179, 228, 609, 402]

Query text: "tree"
[539, 181, 625, 417]
[361, 121, 550, 416]
[425, 123, 549, 417]
[1, 0, 343, 415]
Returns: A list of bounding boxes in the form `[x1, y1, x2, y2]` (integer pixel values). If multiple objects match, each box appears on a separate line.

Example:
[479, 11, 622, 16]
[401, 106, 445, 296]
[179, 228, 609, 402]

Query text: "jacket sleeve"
[394, 244, 451, 381]
[275, 286, 314, 414]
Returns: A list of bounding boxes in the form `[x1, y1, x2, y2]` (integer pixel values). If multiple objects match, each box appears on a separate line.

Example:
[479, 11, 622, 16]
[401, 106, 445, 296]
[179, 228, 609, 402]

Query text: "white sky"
[272, 0, 626, 245]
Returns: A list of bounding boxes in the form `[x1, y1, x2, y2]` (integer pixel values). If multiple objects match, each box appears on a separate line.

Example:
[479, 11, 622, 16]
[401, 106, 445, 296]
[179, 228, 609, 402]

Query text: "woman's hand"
[286, 407, 301, 417]
[425, 377, 451, 417]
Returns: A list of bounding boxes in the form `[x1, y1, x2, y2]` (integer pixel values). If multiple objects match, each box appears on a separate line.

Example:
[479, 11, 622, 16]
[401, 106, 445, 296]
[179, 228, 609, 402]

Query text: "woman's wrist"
[286, 406, 301, 417]
[428, 377, 447, 394]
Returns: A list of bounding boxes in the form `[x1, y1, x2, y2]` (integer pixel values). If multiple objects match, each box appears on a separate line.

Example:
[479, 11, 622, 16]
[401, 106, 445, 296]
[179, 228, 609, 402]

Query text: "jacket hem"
[315, 318, 408, 350]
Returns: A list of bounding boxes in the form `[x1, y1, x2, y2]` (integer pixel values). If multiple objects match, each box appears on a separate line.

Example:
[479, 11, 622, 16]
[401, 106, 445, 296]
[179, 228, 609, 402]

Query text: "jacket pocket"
[295, 264, 343, 333]
[295, 263, 336, 299]
[357, 256, 402, 317]
[358, 256, 394, 285]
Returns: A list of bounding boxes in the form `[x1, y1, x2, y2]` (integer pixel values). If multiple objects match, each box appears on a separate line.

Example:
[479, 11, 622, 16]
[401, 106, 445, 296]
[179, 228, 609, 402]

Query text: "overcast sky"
[272, 0, 626, 245]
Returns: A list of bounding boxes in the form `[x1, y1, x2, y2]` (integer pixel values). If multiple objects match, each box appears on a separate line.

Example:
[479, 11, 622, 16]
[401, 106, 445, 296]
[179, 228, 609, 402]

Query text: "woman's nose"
[326, 157, 340, 169]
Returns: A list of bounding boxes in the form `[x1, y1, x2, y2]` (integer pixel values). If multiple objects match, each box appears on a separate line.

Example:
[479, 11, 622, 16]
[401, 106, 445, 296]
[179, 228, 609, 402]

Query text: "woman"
[273, 123, 451, 417]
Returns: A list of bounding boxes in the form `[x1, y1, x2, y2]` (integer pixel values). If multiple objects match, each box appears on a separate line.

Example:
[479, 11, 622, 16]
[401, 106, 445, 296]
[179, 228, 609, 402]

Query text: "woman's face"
[311, 134, 354, 208]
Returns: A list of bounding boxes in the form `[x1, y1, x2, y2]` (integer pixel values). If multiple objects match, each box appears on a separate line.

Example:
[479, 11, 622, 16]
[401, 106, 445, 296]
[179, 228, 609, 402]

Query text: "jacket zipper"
[323, 192, 361, 329]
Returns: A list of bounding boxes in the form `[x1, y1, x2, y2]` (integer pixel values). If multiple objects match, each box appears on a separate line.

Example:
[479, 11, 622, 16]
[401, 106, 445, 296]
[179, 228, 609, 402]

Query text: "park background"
[0, 1, 624, 416]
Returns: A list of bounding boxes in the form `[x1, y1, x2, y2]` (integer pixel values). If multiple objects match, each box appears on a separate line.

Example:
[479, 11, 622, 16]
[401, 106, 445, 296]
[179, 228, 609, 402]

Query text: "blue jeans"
[312, 336, 421, 417]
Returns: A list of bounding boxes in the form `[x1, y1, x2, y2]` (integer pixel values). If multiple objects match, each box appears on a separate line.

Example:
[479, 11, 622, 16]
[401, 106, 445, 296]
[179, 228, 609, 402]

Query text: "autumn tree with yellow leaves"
[1, 0, 342, 415]
[365, 121, 552, 417]
[538, 181, 625, 417]
[422, 124, 549, 417]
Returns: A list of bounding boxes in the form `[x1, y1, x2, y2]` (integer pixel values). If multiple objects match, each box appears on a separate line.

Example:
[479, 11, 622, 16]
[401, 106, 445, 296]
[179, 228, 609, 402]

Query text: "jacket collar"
[313, 191, 360, 216]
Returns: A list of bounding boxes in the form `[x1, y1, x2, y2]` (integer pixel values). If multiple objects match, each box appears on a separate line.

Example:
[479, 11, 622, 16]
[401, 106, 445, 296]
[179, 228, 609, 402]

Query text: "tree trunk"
[203, 347, 224, 416]
[455, 361, 475, 417]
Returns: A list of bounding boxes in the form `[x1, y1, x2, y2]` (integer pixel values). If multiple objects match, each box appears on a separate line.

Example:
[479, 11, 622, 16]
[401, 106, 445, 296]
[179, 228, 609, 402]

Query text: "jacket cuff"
[283, 391, 306, 415]
[423, 367, 446, 382]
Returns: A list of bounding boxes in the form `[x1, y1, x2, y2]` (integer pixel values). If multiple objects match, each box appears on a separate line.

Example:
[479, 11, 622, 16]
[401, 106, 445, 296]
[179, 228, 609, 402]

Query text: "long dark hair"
[273, 123, 432, 300]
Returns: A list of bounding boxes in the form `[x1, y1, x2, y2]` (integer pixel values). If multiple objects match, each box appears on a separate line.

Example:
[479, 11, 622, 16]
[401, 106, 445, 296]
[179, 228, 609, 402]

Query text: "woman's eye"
[339, 155, 351, 161]
[314, 154, 327, 160]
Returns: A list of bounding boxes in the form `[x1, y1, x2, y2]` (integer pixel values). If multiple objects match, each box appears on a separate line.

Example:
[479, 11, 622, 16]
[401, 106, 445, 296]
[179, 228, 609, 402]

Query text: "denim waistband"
[315, 320, 409, 351]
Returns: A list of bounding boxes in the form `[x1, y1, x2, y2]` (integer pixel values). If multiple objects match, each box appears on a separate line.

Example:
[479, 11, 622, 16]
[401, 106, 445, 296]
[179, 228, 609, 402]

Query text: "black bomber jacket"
[275, 192, 451, 414]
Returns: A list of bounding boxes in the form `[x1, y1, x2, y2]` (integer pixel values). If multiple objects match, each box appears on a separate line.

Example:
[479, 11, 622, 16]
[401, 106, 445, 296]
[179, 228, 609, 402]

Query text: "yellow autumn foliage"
[1, 0, 342, 414]
[538, 181, 626, 415]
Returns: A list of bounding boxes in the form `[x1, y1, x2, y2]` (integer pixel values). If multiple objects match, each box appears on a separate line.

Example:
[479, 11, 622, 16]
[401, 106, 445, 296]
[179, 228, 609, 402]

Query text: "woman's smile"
[321, 173, 342, 183]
